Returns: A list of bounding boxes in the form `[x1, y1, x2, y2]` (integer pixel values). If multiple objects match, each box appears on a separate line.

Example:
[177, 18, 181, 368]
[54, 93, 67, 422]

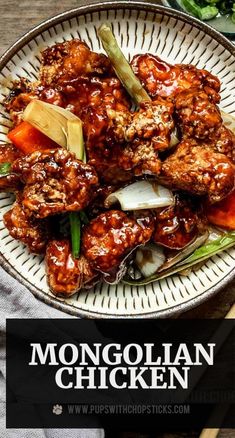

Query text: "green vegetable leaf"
[123, 231, 235, 286]
[0, 162, 11, 175]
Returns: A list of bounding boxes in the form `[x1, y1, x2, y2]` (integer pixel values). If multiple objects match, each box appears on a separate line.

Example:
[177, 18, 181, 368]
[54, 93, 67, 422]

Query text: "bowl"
[0, 1, 235, 318]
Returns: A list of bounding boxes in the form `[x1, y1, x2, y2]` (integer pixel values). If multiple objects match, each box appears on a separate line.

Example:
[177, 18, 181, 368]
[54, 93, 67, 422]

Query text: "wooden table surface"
[0, 1, 234, 437]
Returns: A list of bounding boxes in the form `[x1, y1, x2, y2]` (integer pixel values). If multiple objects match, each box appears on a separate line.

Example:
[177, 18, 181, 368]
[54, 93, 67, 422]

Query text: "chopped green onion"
[0, 162, 11, 175]
[98, 23, 151, 105]
[69, 212, 81, 258]
[65, 108, 86, 258]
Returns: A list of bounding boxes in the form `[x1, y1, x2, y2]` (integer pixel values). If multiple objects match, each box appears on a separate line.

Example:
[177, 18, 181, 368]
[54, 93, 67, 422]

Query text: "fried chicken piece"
[215, 125, 235, 163]
[0, 143, 22, 191]
[82, 210, 154, 280]
[175, 89, 235, 162]
[162, 140, 235, 203]
[118, 140, 161, 176]
[175, 89, 222, 140]
[108, 98, 174, 149]
[153, 196, 206, 249]
[3, 197, 49, 253]
[107, 99, 174, 176]
[131, 54, 220, 102]
[46, 239, 98, 296]
[40, 40, 112, 86]
[0, 143, 21, 163]
[4, 78, 40, 125]
[12, 149, 98, 218]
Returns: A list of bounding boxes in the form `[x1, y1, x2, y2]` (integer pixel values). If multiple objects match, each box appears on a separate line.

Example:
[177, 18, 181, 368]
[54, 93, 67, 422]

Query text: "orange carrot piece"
[7, 121, 58, 154]
[206, 190, 235, 230]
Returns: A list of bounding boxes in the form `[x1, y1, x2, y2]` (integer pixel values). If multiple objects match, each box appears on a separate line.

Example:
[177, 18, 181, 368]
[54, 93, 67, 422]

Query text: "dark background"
[6, 319, 235, 430]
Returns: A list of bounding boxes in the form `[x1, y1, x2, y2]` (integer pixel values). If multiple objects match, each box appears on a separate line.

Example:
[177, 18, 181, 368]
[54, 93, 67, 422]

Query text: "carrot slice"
[206, 190, 235, 230]
[7, 121, 58, 154]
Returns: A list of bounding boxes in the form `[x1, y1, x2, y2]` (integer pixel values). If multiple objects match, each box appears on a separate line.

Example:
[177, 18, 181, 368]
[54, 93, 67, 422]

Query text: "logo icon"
[53, 404, 63, 415]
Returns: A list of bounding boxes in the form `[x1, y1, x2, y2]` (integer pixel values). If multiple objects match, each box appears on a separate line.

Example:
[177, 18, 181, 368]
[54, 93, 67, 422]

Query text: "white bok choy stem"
[136, 244, 166, 278]
[105, 180, 174, 211]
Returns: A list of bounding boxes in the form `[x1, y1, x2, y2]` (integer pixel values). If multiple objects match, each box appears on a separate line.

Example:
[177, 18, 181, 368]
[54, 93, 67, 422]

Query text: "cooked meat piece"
[131, 54, 220, 102]
[214, 125, 235, 163]
[162, 140, 235, 203]
[107, 99, 174, 176]
[4, 78, 39, 125]
[88, 184, 120, 218]
[46, 239, 98, 296]
[62, 76, 130, 119]
[0, 143, 22, 191]
[175, 88, 222, 140]
[61, 76, 132, 182]
[108, 98, 174, 149]
[3, 198, 49, 253]
[40, 40, 112, 86]
[12, 149, 98, 218]
[118, 139, 161, 176]
[175, 89, 235, 162]
[82, 210, 154, 278]
[153, 196, 207, 249]
[0, 173, 21, 192]
[0, 143, 21, 163]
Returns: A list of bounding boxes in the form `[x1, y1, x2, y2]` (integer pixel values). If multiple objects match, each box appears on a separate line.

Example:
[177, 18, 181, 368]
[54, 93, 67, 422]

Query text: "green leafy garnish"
[0, 162, 11, 175]
[182, 0, 218, 20]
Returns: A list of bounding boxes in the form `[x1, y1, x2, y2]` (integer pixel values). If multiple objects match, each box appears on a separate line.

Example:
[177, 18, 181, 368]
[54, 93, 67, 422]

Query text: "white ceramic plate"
[1, 1, 235, 318]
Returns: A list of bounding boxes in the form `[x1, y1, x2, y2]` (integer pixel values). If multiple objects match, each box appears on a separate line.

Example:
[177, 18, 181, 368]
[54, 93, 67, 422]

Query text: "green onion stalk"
[98, 23, 151, 106]
[67, 119, 87, 258]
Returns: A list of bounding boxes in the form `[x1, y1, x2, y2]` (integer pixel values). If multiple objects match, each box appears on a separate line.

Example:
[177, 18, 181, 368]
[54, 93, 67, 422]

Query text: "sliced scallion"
[69, 212, 81, 259]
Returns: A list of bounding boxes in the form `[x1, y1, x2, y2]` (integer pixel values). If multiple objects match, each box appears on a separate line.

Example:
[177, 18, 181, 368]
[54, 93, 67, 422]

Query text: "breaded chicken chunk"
[46, 239, 98, 296]
[12, 149, 98, 218]
[82, 210, 154, 279]
[0, 143, 22, 191]
[40, 39, 112, 86]
[162, 140, 235, 203]
[131, 54, 220, 102]
[3, 196, 49, 253]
